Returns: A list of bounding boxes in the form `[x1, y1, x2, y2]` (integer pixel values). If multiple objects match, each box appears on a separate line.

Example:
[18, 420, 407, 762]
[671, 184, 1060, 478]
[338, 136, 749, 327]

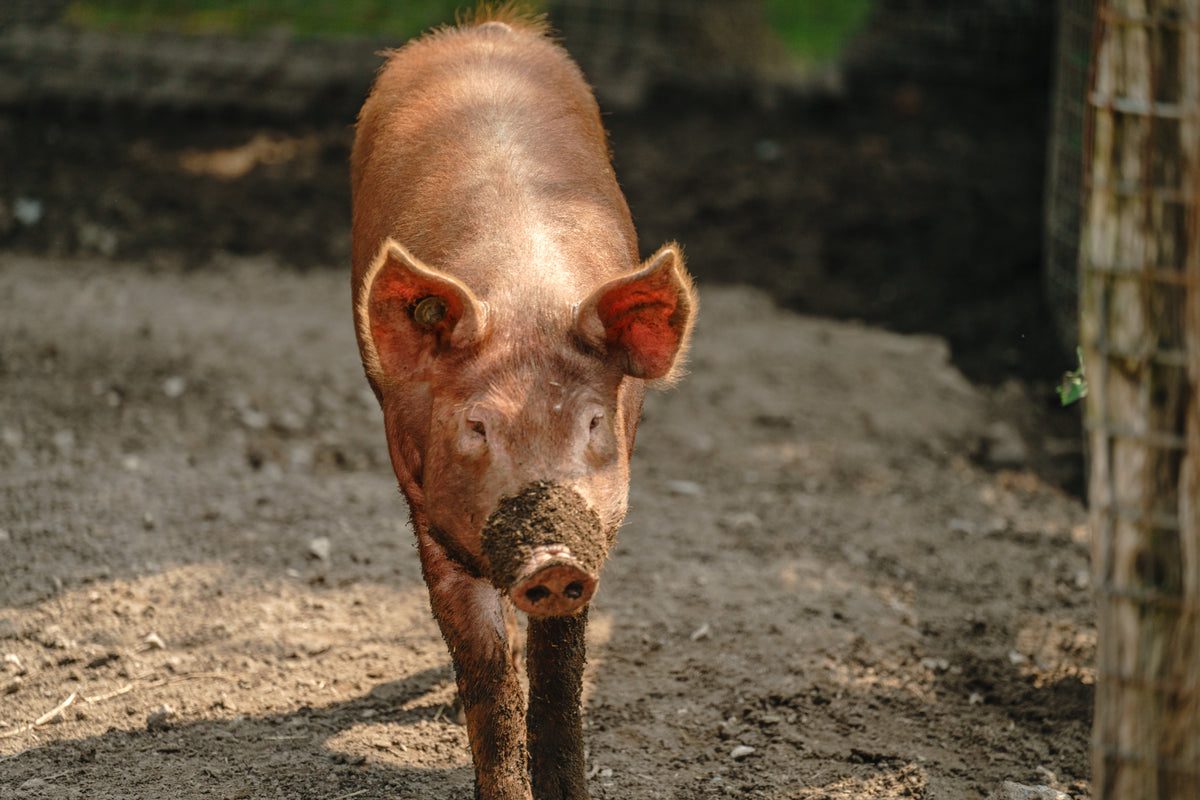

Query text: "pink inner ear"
[597, 284, 680, 379]
[369, 263, 464, 369]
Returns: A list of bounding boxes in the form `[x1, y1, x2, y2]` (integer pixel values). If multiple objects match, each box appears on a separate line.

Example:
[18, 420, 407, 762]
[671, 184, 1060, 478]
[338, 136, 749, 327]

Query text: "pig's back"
[351, 16, 638, 306]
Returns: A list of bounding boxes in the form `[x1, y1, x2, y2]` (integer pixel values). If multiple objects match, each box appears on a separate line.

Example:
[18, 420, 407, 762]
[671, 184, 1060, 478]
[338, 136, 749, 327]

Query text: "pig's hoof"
[512, 561, 596, 617]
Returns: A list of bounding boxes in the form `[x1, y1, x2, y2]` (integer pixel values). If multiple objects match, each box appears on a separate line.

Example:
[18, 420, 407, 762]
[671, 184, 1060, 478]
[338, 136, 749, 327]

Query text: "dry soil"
[0, 255, 1091, 799]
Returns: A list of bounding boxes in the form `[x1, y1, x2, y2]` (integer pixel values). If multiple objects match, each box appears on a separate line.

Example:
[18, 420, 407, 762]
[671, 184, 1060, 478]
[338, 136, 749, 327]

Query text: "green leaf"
[1058, 347, 1088, 407]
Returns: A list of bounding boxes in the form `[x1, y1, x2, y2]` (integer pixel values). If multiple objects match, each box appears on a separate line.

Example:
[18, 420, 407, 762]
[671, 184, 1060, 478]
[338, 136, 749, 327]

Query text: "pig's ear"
[356, 238, 488, 380]
[573, 243, 697, 384]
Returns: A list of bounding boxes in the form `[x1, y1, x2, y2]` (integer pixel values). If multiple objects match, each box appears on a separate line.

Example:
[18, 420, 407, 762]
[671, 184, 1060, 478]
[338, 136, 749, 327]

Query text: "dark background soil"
[0, 20, 1082, 491]
[0, 76, 1059, 385]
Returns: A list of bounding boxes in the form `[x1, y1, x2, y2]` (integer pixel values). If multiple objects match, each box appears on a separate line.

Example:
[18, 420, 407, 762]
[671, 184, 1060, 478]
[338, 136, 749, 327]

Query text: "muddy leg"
[526, 610, 589, 800]
[418, 532, 530, 800]
[452, 599, 520, 728]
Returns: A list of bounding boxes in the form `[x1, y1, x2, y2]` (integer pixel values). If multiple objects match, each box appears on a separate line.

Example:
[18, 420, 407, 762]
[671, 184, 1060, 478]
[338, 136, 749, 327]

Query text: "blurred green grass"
[765, 0, 873, 62]
[63, 0, 496, 38]
[66, 0, 872, 61]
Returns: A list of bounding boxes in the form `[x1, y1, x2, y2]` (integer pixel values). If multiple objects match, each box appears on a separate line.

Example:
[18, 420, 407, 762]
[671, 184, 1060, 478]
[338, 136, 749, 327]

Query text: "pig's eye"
[468, 419, 487, 440]
[589, 412, 604, 432]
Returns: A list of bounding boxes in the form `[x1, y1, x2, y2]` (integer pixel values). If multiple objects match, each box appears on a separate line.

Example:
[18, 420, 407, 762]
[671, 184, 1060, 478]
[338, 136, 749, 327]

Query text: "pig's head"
[355, 239, 696, 616]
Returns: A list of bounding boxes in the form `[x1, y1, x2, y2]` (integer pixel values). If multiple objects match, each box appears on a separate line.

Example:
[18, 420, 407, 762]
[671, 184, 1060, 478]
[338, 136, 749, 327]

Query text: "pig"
[350, 8, 697, 800]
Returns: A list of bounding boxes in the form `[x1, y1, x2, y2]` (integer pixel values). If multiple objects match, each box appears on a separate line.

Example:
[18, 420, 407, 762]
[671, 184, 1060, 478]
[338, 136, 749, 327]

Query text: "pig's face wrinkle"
[417, 344, 634, 570]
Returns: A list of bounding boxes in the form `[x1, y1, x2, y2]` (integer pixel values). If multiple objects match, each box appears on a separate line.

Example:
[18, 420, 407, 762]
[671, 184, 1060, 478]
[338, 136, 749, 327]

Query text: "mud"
[526, 612, 589, 800]
[481, 482, 609, 594]
[0, 255, 1092, 799]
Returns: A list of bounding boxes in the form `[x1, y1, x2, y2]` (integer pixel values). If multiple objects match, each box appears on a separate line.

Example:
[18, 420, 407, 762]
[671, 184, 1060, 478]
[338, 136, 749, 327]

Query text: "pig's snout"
[480, 481, 609, 618]
[511, 545, 597, 616]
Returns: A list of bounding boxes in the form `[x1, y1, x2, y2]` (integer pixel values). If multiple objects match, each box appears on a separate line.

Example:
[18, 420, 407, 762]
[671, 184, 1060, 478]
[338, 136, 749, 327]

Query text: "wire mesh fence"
[0, 1, 839, 114]
[1045, 0, 1097, 350]
[846, 0, 1054, 87]
[547, 0, 779, 106]
[0, 2, 406, 117]
[0, 1, 1063, 113]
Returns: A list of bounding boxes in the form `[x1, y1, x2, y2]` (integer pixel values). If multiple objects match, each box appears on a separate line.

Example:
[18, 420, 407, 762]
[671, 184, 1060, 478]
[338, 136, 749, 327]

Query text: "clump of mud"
[481, 482, 607, 591]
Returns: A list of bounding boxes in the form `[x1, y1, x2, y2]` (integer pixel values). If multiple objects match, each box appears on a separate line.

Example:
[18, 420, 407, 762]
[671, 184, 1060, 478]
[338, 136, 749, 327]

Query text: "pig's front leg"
[417, 531, 530, 800]
[526, 611, 589, 800]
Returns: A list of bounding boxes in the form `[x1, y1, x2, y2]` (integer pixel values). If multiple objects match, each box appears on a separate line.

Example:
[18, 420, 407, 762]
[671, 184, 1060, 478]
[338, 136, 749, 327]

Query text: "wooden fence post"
[1080, 1, 1200, 797]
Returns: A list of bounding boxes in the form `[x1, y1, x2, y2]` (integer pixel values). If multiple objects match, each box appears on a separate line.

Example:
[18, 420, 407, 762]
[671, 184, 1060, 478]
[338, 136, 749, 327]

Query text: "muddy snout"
[481, 482, 608, 618]
[510, 545, 597, 616]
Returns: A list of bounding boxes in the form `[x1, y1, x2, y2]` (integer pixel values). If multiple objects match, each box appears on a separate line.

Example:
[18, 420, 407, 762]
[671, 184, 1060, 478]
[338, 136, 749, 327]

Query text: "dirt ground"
[0, 75, 1083, 501]
[0, 254, 1091, 799]
[0, 87, 1058, 385]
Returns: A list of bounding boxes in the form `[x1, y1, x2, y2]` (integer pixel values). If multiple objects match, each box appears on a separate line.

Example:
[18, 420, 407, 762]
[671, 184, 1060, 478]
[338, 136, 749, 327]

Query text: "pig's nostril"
[525, 585, 551, 604]
[564, 581, 584, 599]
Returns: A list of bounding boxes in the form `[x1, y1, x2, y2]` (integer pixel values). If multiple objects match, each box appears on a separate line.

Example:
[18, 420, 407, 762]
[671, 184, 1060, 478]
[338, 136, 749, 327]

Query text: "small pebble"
[277, 410, 306, 432]
[689, 623, 711, 642]
[14, 197, 43, 226]
[730, 745, 756, 760]
[308, 537, 331, 561]
[288, 444, 315, 471]
[143, 632, 167, 650]
[240, 408, 269, 430]
[162, 376, 186, 398]
[949, 518, 976, 535]
[666, 479, 703, 497]
[1035, 766, 1060, 785]
[720, 511, 762, 532]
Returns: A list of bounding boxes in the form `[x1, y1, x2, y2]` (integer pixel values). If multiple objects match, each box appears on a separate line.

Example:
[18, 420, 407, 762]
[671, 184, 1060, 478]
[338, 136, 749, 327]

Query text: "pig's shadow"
[0, 665, 477, 799]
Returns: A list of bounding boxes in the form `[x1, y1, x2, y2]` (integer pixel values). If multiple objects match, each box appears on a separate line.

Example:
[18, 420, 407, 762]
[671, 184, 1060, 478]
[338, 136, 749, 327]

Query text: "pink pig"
[350, 9, 696, 800]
